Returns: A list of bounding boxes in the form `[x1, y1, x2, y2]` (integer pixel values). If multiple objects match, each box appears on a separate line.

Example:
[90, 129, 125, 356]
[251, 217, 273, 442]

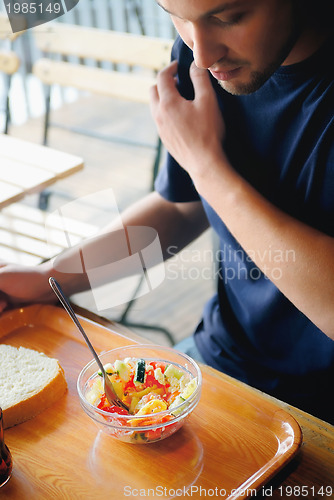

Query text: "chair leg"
[39, 85, 52, 209]
[118, 275, 145, 324]
[38, 190, 52, 210]
[43, 85, 52, 146]
[119, 319, 175, 346]
[151, 137, 162, 191]
[117, 274, 175, 345]
[4, 74, 12, 134]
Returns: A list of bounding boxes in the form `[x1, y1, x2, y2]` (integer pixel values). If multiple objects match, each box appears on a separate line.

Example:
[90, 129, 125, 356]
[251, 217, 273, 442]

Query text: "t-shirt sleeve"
[154, 37, 200, 203]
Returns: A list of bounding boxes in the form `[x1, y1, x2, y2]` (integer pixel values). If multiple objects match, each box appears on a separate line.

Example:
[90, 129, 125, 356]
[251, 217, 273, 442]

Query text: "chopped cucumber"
[181, 377, 197, 399]
[114, 359, 130, 382]
[98, 362, 115, 376]
[170, 395, 186, 417]
[169, 395, 186, 409]
[164, 364, 184, 380]
[132, 432, 148, 443]
[134, 359, 146, 383]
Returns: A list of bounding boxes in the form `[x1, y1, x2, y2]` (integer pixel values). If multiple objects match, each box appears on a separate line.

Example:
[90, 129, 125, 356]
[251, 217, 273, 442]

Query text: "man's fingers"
[189, 61, 212, 99]
[155, 60, 179, 101]
[158, 59, 178, 81]
[149, 83, 161, 123]
[150, 60, 180, 122]
[149, 83, 159, 105]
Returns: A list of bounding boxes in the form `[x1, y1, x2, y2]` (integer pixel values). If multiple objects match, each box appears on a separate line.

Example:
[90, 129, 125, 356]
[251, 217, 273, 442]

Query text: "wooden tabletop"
[1, 305, 333, 499]
[0, 135, 83, 209]
[203, 366, 334, 499]
[77, 307, 334, 499]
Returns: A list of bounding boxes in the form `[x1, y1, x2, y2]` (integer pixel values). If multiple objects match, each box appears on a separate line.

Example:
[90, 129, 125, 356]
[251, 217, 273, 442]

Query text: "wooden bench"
[32, 23, 174, 189]
[0, 202, 97, 266]
[32, 23, 173, 101]
[0, 12, 23, 42]
[0, 49, 19, 75]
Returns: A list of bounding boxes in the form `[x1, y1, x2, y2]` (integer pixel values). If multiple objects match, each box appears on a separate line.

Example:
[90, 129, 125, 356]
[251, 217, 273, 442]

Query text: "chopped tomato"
[97, 395, 128, 415]
[124, 372, 136, 392]
[140, 415, 176, 441]
[144, 427, 163, 441]
[148, 361, 166, 372]
[145, 373, 166, 389]
[134, 414, 173, 427]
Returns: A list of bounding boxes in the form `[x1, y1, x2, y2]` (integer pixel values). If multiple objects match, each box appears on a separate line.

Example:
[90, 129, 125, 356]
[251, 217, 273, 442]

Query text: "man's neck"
[283, 20, 331, 66]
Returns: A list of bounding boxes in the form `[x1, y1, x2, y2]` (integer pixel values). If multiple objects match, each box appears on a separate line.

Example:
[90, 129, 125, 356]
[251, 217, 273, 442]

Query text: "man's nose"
[192, 25, 228, 69]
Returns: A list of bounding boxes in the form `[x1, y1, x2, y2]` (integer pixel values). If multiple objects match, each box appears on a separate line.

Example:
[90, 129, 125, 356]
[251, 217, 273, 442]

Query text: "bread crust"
[3, 362, 67, 429]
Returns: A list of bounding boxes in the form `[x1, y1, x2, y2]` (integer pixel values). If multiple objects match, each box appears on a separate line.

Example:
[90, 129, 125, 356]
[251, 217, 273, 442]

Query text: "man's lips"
[209, 67, 242, 81]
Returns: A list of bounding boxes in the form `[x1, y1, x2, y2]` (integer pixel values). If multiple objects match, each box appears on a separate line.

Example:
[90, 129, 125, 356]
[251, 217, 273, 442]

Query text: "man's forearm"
[45, 192, 209, 297]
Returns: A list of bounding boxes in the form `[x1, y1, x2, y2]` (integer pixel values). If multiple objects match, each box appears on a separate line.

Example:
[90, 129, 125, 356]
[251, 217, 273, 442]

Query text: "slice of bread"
[0, 344, 67, 429]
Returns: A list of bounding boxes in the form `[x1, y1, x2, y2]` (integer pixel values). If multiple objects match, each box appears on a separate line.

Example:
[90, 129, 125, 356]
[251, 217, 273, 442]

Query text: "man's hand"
[0, 261, 56, 313]
[150, 60, 226, 185]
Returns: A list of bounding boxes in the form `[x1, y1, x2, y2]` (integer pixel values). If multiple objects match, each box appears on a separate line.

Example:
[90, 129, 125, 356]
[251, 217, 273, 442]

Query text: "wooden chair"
[0, 13, 21, 133]
[32, 23, 174, 192]
[31, 23, 175, 343]
[0, 13, 23, 42]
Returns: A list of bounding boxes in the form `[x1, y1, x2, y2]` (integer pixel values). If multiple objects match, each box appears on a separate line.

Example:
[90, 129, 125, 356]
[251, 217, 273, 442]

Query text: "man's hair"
[300, 0, 334, 24]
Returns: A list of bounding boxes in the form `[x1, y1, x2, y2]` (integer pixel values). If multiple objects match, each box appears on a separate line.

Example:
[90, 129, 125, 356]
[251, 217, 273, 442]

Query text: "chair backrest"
[0, 13, 24, 41]
[32, 23, 174, 103]
[0, 49, 20, 75]
[0, 13, 21, 75]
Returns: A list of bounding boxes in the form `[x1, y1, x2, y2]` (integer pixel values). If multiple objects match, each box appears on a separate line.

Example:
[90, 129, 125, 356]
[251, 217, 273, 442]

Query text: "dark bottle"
[0, 408, 12, 487]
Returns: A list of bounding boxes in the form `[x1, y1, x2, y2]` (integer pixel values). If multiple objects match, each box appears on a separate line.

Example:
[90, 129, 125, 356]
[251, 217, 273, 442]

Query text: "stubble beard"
[217, 62, 283, 96]
[217, 18, 302, 96]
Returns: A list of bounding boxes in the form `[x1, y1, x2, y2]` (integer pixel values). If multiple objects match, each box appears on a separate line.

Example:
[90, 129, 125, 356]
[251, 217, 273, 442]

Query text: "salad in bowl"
[77, 345, 202, 443]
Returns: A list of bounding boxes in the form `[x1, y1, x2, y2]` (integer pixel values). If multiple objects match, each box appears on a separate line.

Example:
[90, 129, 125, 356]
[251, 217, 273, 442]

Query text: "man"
[1, 0, 333, 422]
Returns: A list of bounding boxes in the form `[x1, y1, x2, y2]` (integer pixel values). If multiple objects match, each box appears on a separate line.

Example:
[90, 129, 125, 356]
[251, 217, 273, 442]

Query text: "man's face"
[157, 0, 301, 95]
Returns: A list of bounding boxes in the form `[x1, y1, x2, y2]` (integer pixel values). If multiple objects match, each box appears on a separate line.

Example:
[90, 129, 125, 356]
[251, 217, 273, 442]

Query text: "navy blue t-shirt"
[155, 36, 334, 422]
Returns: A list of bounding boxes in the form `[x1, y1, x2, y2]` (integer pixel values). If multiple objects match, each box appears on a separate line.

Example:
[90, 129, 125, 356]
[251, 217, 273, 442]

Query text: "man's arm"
[0, 191, 208, 311]
[150, 61, 334, 340]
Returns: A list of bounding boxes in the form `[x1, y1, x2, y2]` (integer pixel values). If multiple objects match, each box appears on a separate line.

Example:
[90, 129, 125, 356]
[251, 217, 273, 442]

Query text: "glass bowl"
[77, 344, 202, 444]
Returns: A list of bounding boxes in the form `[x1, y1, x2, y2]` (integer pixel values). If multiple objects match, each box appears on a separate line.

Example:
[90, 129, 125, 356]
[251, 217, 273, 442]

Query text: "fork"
[49, 277, 129, 413]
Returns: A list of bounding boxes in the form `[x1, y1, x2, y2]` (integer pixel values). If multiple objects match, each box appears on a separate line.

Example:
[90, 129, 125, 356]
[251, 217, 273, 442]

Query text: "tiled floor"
[8, 93, 216, 346]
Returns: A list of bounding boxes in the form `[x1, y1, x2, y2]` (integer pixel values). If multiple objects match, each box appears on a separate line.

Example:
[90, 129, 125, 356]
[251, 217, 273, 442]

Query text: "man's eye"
[210, 13, 244, 26]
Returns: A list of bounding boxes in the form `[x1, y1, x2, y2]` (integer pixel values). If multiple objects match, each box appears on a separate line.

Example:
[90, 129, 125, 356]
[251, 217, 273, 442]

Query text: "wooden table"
[1, 305, 333, 499]
[76, 308, 334, 500]
[0, 135, 83, 208]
